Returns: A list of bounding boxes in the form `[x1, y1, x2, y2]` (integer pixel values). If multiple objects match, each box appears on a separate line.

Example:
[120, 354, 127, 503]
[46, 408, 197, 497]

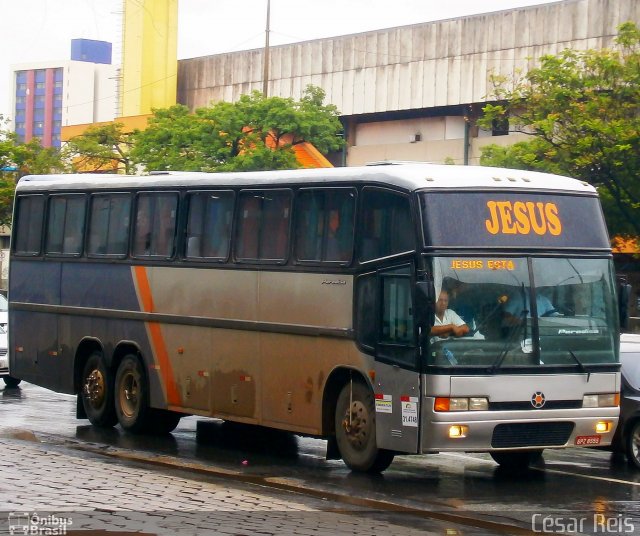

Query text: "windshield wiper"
[568, 350, 591, 381]
[490, 309, 527, 373]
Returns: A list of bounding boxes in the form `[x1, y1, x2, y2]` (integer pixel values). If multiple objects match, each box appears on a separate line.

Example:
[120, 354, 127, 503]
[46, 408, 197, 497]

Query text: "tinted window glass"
[355, 272, 377, 351]
[45, 195, 86, 255]
[295, 189, 355, 263]
[186, 191, 234, 260]
[236, 190, 291, 262]
[381, 274, 414, 345]
[88, 194, 131, 256]
[359, 188, 413, 262]
[133, 192, 178, 258]
[379, 265, 417, 369]
[14, 195, 45, 255]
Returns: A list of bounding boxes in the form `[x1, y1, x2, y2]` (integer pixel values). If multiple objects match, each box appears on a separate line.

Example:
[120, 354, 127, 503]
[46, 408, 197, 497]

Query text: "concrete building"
[120, 0, 178, 117]
[11, 39, 118, 148]
[177, 0, 640, 166]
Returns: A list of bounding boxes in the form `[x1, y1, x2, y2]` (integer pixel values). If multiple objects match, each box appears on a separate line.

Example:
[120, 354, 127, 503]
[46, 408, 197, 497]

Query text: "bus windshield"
[428, 256, 618, 369]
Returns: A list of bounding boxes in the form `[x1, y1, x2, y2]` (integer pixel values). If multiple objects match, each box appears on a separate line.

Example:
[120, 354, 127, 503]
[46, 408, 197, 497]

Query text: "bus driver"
[430, 289, 470, 339]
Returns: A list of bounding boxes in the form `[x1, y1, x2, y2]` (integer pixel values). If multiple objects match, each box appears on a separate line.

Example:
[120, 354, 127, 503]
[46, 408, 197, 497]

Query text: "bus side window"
[355, 272, 377, 352]
[261, 192, 291, 260]
[236, 194, 261, 260]
[355, 266, 417, 369]
[381, 272, 414, 345]
[185, 190, 234, 260]
[45, 195, 86, 256]
[133, 192, 178, 258]
[236, 190, 291, 262]
[295, 188, 355, 264]
[88, 193, 131, 256]
[359, 188, 414, 262]
[14, 195, 45, 256]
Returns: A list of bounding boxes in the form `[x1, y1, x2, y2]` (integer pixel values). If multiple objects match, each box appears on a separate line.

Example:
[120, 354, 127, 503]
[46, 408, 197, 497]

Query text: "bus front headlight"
[582, 393, 620, 408]
[435, 397, 488, 411]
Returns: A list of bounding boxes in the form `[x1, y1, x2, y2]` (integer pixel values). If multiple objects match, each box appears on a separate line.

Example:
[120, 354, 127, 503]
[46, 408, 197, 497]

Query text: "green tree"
[0, 115, 65, 225]
[131, 85, 344, 172]
[478, 22, 640, 236]
[63, 122, 138, 174]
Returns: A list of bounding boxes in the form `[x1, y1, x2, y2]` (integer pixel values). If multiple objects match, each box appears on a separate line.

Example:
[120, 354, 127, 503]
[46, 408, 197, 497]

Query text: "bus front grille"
[489, 400, 582, 411]
[491, 422, 575, 448]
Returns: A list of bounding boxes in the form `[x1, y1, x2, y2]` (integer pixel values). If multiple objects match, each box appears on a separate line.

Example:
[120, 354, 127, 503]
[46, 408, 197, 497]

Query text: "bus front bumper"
[420, 408, 619, 452]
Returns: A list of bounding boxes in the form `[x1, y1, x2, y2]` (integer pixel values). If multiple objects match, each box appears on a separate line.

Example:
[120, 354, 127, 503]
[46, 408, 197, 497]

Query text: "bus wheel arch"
[322, 367, 358, 437]
[76, 341, 118, 428]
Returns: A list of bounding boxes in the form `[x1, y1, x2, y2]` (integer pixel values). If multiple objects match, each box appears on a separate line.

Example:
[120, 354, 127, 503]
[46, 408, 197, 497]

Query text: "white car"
[0, 324, 19, 388]
[0, 295, 19, 388]
[0, 293, 8, 331]
[612, 333, 640, 468]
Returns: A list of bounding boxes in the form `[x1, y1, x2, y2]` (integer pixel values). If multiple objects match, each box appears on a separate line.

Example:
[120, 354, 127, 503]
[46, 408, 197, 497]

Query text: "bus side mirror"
[415, 281, 435, 327]
[618, 282, 631, 332]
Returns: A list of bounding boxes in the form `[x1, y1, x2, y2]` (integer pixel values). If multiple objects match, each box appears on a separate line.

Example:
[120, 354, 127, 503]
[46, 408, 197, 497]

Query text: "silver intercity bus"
[9, 163, 620, 472]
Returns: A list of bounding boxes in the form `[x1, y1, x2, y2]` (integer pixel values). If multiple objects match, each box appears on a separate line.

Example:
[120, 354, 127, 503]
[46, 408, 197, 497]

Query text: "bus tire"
[490, 449, 543, 471]
[115, 354, 152, 434]
[625, 419, 640, 470]
[335, 380, 394, 473]
[81, 352, 117, 427]
[151, 409, 182, 434]
[3, 376, 21, 388]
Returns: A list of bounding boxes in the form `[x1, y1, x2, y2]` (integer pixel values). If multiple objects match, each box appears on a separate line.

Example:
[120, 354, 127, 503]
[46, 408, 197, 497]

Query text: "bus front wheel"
[81, 352, 117, 427]
[115, 355, 151, 434]
[490, 449, 543, 471]
[335, 380, 394, 473]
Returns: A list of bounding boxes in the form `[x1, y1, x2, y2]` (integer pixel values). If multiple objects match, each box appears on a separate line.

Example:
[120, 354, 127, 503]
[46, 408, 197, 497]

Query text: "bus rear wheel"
[151, 409, 182, 434]
[115, 355, 152, 434]
[335, 380, 394, 473]
[3, 376, 21, 388]
[81, 352, 117, 427]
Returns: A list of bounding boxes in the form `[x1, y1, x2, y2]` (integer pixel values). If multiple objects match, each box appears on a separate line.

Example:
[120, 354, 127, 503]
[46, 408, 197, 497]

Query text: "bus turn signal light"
[435, 397, 488, 412]
[435, 398, 450, 412]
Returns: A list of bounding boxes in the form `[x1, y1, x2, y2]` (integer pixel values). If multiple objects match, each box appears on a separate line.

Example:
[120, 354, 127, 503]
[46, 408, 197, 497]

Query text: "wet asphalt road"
[2, 382, 640, 535]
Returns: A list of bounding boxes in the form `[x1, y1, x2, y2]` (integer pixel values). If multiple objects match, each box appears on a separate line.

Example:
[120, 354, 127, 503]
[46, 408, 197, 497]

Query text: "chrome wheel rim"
[632, 425, 640, 463]
[119, 371, 140, 418]
[341, 400, 370, 451]
[84, 369, 105, 409]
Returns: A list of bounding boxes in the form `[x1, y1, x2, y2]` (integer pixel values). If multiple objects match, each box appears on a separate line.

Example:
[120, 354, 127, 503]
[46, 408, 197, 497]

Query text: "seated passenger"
[431, 290, 470, 339]
[503, 291, 557, 325]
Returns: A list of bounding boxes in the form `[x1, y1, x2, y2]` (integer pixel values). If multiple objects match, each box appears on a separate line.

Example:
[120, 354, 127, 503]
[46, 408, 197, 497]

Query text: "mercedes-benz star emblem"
[531, 392, 546, 408]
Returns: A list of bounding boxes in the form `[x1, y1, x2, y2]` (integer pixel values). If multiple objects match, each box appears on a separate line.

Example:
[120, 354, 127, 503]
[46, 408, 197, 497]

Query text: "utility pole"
[262, 0, 271, 97]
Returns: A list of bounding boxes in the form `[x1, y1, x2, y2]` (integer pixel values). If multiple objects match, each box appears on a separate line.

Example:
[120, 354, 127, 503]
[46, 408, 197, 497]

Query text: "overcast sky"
[0, 0, 560, 119]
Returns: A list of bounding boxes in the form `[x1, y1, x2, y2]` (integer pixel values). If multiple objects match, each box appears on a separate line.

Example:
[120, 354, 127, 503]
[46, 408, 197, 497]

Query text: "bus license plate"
[575, 435, 601, 445]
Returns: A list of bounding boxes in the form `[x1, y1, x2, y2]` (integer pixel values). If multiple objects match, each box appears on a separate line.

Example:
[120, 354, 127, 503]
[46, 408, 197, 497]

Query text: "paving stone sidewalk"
[0, 437, 448, 536]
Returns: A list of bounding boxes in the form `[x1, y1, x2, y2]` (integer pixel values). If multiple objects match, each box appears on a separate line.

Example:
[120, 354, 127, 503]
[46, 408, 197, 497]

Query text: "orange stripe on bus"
[133, 266, 181, 406]
[134, 266, 155, 312]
